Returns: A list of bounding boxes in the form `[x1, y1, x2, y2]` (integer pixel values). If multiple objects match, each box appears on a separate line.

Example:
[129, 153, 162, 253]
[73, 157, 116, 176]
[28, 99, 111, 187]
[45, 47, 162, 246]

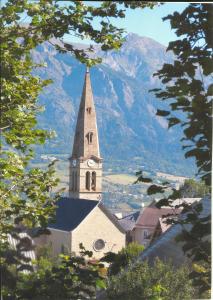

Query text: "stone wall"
[46, 228, 71, 256]
[72, 206, 126, 258]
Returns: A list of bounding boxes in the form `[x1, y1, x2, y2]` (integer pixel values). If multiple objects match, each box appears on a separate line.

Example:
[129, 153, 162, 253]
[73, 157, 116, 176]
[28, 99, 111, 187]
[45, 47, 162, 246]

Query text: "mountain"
[32, 33, 196, 176]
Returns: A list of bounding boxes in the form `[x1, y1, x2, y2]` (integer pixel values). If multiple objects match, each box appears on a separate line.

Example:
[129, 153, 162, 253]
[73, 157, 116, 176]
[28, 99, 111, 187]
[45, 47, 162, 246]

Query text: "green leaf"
[156, 109, 170, 117]
[168, 117, 181, 128]
[96, 278, 106, 289]
[147, 185, 165, 195]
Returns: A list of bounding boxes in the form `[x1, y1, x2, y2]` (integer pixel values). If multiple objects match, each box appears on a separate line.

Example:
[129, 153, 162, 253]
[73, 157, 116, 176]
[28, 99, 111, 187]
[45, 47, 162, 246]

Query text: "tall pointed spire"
[69, 67, 102, 200]
[71, 67, 100, 159]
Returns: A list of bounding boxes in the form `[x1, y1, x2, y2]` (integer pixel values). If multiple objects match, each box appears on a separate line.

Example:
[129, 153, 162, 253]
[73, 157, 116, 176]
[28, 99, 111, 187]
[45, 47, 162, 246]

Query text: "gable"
[97, 203, 126, 233]
[72, 203, 126, 235]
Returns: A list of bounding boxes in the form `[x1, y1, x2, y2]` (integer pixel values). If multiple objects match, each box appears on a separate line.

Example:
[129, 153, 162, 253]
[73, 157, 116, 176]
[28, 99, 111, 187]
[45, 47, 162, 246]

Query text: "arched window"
[91, 172, 96, 191]
[86, 132, 93, 144]
[86, 107, 92, 114]
[89, 132, 93, 143]
[86, 171, 90, 190]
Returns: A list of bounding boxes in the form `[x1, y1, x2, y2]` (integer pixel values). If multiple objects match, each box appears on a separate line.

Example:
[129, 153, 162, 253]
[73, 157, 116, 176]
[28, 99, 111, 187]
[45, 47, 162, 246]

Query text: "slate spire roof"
[71, 67, 100, 159]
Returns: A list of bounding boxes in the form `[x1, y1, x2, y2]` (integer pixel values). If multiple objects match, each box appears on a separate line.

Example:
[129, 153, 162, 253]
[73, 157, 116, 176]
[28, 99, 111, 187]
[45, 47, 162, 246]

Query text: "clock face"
[87, 159, 95, 167]
[72, 159, 77, 167]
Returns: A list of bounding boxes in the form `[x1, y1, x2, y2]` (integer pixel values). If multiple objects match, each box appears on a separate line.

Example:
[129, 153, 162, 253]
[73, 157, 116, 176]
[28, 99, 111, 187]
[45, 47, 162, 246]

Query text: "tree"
[0, 0, 156, 297]
[101, 242, 144, 276]
[15, 244, 106, 300]
[179, 179, 210, 198]
[136, 4, 212, 296]
[107, 258, 195, 300]
[152, 4, 212, 296]
[152, 3, 212, 186]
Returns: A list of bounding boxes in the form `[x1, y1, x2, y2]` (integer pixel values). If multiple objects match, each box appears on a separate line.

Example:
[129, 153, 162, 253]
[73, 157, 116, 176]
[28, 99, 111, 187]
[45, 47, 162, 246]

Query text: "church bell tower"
[69, 67, 102, 200]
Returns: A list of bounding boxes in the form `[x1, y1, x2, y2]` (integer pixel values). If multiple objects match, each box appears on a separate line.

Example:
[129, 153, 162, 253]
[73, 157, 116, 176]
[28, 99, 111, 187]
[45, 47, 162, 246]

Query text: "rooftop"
[118, 211, 140, 232]
[48, 197, 125, 233]
[135, 207, 181, 228]
[49, 197, 99, 231]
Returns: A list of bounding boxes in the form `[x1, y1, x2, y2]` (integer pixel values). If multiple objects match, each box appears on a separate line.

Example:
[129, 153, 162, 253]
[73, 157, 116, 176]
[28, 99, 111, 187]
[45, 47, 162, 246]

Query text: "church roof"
[49, 198, 126, 233]
[49, 197, 99, 231]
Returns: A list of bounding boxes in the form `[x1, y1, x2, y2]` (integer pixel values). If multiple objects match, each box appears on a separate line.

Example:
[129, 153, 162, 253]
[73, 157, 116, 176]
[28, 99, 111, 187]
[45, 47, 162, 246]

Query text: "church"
[37, 68, 126, 259]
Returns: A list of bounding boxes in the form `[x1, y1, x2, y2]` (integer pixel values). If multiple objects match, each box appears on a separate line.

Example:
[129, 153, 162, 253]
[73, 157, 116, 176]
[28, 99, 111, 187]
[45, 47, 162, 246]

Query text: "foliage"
[179, 178, 210, 198]
[1, 0, 156, 67]
[107, 258, 195, 300]
[152, 4, 212, 296]
[152, 3, 212, 186]
[1, 0, 156, 297]
[101, 242, 144, 276]
[175, 199, 211, 297]
[13, 244, 106, 300]
[1, 2, 59, 296]
[136, 4, 212, 296]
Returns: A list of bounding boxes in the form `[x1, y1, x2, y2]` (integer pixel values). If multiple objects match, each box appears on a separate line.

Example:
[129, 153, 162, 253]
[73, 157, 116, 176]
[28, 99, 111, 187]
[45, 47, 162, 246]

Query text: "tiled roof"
[49, 197, 99, 231]
[118, 211, 140, 231]
[135, 207, 181, 228]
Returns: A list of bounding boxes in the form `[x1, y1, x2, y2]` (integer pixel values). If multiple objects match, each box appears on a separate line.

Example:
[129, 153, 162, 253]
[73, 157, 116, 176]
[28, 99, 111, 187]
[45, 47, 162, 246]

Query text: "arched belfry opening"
[86, 132, 93, 144]
[86, 171, 90, 190]
[91, 172, 96, 191]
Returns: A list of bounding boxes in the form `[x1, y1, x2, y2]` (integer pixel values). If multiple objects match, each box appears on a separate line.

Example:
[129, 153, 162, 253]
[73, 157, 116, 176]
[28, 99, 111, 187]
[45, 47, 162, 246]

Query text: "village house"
[131, 197, 201, 247]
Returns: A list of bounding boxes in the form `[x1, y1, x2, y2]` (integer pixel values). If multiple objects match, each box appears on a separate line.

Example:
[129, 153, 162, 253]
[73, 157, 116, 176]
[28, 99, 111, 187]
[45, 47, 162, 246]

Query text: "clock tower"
[69, 67, 102, 200]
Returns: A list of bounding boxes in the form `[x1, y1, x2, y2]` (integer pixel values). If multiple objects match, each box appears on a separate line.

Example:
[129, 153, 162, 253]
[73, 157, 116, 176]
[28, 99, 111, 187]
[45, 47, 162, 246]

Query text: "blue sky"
[113, 3, 188, 46]
[1, 1, 188, 47]
[63, 2, 188, 47]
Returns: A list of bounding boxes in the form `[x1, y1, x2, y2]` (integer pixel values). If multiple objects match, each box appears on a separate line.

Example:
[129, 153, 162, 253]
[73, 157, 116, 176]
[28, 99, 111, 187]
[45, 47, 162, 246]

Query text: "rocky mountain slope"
[33, 33, 196, 176]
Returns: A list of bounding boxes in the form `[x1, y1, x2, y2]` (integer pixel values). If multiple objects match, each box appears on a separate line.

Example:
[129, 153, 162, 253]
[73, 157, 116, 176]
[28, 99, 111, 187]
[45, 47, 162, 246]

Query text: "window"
[86, 171, 90, 190]
[93, 239, 105, 251]
[143, 230, 149, 239]
[91, 172, 96, 191]
[86, 107, 92, 114]
[86, 132, 93, 144]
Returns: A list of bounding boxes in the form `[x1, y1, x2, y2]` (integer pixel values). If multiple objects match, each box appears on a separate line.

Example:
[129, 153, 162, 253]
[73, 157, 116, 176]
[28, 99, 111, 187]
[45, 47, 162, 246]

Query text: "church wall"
[46, 228, 71, 257]
[33, 233, 48, 255]
[71, 206, 126, 259]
